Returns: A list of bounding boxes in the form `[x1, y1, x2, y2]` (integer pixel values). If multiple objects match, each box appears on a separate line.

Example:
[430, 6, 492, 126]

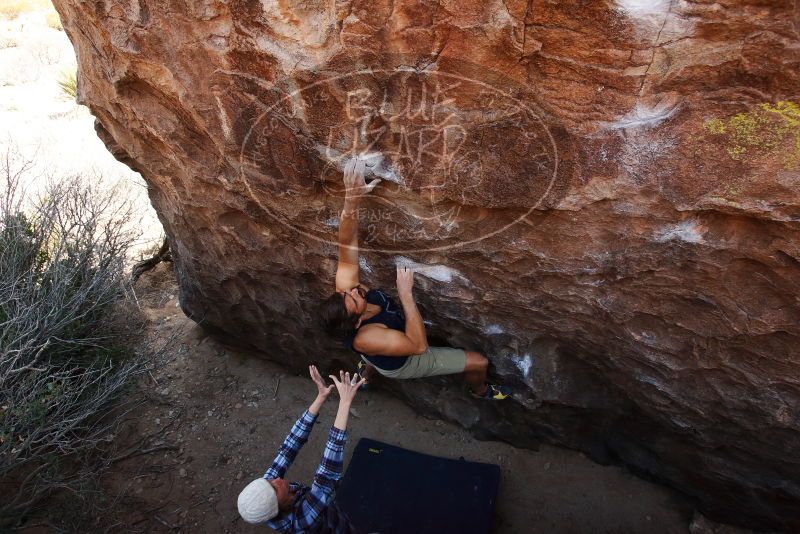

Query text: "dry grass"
[0, 36, 17, 48]
[57, 68, 76, 99]
[0, 0, 57, 20]
[45, 9, 61, 30]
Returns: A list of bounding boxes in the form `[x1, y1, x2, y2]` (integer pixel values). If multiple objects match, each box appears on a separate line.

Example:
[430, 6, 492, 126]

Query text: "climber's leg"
[464, 351, 512, 400]
[356, 358, 376, 388]
[463, 351, 489, 395]
[371, 346, 466, 379]
[371, 348, 510, 398]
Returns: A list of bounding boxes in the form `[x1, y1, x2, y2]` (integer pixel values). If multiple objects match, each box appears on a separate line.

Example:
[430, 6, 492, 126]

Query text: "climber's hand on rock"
[343, 157, 380, 199]
[310, 365, 334, 400]
[328, 370, 365, 405]
[396, 266, 415, 301]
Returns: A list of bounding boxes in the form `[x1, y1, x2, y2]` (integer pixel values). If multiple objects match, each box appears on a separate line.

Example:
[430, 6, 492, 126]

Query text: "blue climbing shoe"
[472, 383, 511, 400]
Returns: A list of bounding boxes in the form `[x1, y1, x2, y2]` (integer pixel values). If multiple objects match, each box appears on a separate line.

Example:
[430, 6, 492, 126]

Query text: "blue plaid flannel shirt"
[265, 410, 348, 533]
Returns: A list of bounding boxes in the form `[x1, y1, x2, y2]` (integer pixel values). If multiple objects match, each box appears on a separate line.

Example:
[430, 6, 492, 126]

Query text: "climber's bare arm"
[353, 324, 427, 356]
[395, 266, 428, 353]
[336, 173, 360, 292]
[352, 267, 428, 356]
[335, 158, 380, 292]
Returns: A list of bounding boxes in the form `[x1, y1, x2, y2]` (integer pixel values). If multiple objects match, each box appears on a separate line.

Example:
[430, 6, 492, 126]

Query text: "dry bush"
[45, 10, 61, 30]
[0, 145, 163, 529]
[0, 0, 54, 19]
[0, 36, 17, 49]
[29, 38, 62, 66]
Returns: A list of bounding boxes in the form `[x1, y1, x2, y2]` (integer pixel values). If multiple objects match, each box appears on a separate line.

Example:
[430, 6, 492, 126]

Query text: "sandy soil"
[96, 263, 695, 534]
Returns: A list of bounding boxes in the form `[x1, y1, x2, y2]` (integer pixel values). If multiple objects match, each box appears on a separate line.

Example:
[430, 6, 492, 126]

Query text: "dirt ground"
[102, 263, 696, 533]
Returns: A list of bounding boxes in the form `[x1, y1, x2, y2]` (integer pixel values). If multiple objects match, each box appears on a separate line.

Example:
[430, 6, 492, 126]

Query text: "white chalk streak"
[606, 100, 679, 130]
[654, 220, 704, 244]
[394, 256, 468, 284]
[616, 0, 670, 16]
[512, 354, 533, 376]
[359, 256, 373, 274]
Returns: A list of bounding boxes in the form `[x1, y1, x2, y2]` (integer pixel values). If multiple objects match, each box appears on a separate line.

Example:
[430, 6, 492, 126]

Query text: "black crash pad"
[335, 438, 500, 534]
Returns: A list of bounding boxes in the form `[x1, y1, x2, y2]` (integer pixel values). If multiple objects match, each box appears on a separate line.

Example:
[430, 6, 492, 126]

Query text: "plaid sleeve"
[264, 410, 317, 480]
[294, 426, 348, 529]
[314, 426, 347, 489]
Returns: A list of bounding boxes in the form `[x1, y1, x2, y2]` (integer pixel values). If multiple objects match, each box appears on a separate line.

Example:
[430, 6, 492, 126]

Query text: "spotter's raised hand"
[309, 365, 334, 399]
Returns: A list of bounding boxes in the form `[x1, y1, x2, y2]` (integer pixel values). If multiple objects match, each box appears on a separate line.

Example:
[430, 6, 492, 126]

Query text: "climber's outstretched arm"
[352, 267, 428, 356]
[335, 158, 380, 292]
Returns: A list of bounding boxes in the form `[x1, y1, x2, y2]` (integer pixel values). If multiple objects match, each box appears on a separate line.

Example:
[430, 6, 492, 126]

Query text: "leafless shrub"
[130, 236, 171, 283]
[0, 36, 17, 49]
[0, 145, 161, 527]
[29, 38, 62, 66]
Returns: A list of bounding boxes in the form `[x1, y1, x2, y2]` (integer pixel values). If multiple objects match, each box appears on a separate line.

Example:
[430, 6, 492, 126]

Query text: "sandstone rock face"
[53, 0, 800, 529]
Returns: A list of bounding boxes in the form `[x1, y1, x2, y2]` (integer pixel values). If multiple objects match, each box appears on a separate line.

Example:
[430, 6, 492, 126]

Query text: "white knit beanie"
[237, 478, 279, 523]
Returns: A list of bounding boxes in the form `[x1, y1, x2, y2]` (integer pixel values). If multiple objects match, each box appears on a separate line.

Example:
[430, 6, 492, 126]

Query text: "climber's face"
[342, 287, 366, 315]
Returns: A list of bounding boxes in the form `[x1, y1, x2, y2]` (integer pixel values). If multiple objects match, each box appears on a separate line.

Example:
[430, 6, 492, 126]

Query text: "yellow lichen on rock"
[703, 101, 800, 167]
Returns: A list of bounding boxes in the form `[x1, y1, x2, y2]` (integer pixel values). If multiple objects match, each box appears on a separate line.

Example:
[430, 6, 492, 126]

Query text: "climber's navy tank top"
[346, 289, 409, 371]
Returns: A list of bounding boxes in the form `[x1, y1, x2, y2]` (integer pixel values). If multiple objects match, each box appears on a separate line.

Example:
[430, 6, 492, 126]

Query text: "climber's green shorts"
[364, 346, 467, 380]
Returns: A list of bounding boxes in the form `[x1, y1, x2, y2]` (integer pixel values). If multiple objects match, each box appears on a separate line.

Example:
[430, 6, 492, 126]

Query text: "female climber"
[319, 157, 511, 400]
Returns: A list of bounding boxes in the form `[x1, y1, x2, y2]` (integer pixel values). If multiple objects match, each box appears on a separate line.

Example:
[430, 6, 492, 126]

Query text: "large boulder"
[52, 0, 800, 529]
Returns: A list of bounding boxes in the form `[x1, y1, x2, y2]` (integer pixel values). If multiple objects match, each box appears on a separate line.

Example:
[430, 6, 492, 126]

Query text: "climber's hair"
[319, 292, 360, 340]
